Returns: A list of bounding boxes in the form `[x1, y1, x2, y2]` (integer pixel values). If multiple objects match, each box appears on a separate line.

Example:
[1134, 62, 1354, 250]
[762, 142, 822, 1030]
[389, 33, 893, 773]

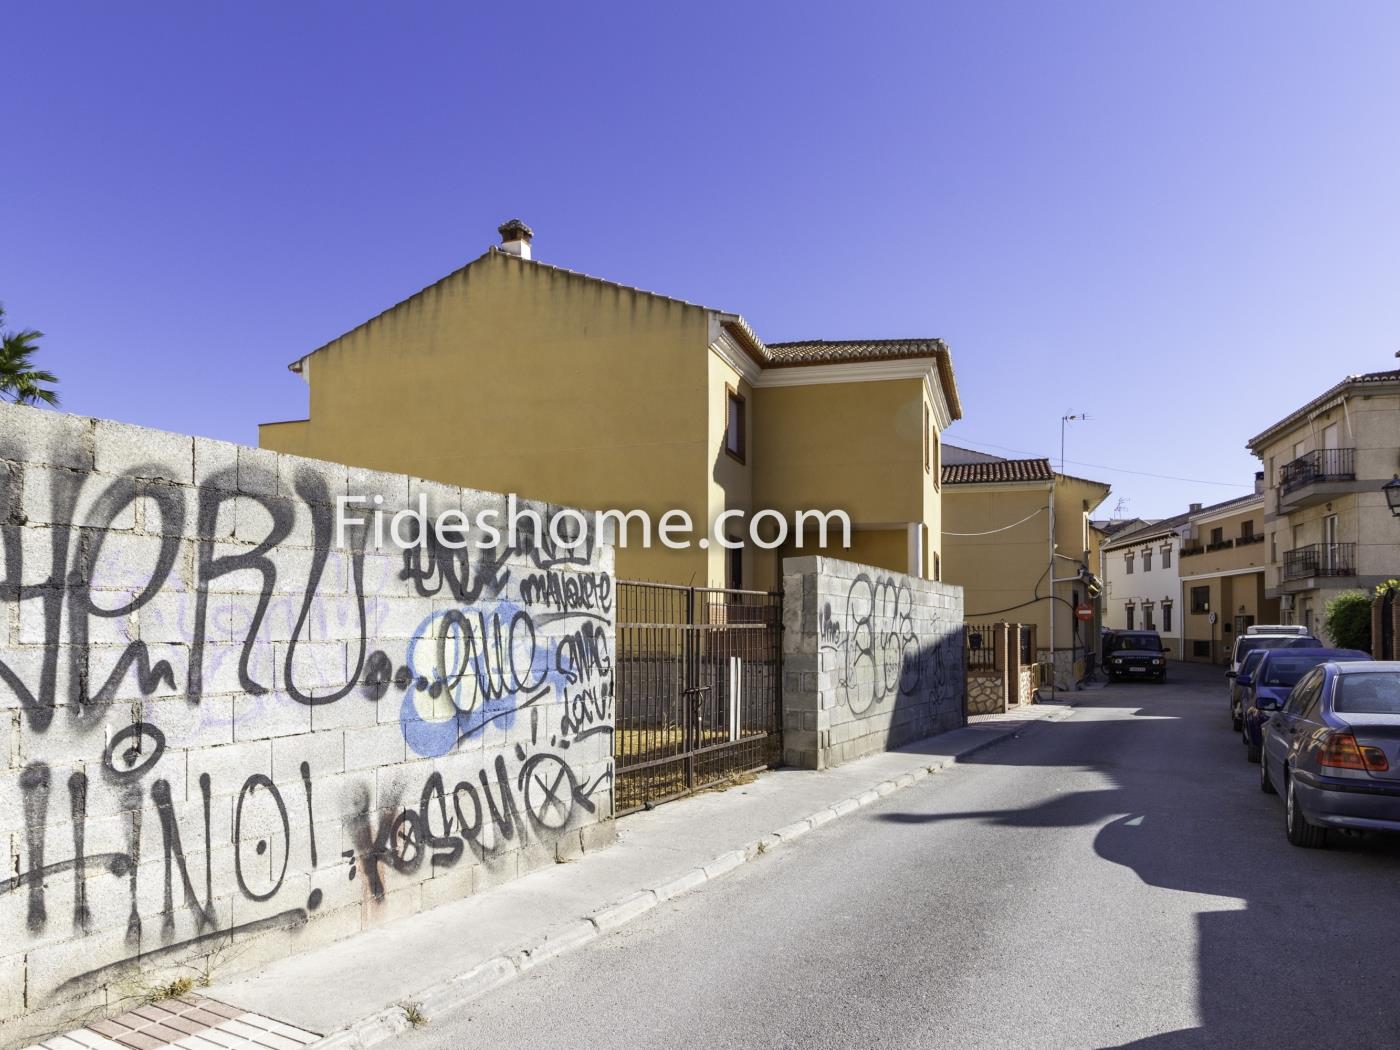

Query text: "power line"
[944, 506, 1046, 536]
[946, 436, 1252, 488]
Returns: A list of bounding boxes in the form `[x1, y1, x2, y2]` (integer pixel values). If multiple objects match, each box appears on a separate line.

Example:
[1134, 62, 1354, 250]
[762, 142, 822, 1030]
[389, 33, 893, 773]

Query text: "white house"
[1100, 512, 1189, 659]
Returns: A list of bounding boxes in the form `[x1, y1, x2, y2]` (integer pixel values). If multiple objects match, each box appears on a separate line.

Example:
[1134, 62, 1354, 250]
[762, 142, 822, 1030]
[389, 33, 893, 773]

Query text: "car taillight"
[1318, 732, 1390, 773]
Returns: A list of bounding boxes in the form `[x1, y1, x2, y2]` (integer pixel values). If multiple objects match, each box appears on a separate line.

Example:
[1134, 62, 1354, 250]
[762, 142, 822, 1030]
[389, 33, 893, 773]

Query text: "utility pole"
[1061, 412, 1089, 473]
[1049, 413, 1090, 694]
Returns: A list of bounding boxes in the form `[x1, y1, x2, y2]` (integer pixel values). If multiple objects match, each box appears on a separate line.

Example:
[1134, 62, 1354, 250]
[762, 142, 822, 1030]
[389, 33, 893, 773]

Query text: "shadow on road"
[876, 670, 1400, 1049]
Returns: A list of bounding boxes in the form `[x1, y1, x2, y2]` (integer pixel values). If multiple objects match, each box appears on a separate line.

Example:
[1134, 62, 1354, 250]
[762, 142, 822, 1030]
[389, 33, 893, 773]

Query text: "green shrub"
[1323, 591, 1373, 652]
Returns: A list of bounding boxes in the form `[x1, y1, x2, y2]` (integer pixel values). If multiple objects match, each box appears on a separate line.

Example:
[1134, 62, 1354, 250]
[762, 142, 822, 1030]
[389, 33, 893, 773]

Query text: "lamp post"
[1385, 475, 1400, 517]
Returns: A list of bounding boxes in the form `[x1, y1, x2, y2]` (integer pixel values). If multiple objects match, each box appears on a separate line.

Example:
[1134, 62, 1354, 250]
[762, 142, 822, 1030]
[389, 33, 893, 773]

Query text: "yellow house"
[1247, 367, 1400, 638]
[939, 447, 1110, 687]
[1178, 487, 1280, 663]
[260, 221, 962, 589]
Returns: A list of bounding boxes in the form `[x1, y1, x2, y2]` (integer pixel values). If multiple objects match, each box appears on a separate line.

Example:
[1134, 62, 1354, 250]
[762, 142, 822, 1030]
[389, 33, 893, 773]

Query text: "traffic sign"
[1075, 604, 1094, 622]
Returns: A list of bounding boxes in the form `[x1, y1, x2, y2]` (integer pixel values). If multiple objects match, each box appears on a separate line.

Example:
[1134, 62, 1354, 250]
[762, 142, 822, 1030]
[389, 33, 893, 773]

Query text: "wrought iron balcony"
[1279, 448, 1355, 494]
[1282, 542, 1355, 581]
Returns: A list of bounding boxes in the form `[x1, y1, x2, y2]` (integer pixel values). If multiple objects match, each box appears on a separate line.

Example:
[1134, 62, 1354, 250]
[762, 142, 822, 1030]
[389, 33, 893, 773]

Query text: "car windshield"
[1238, 636, 1318, 660]
[1113, 634, 1161, 652]
[1260, 655, 1324, 687]
[1239, 650, 1268, 677]
[1334, 673, 1400, 715]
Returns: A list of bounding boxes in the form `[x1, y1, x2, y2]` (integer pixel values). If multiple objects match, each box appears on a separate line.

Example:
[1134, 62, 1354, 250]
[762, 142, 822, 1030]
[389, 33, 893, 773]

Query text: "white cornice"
[1189, 494, 1265, 528]
[943, 479, 1053, 494]
[708, 327, 762, 384]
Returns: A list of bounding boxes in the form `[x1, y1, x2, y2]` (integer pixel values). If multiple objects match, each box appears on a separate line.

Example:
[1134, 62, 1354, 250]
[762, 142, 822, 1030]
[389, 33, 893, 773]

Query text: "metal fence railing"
[1282, 542, 1356, 581]
[1280, 447, 1355, 493]
[965, 623, 998, 671]
[614, 581, 782, 815]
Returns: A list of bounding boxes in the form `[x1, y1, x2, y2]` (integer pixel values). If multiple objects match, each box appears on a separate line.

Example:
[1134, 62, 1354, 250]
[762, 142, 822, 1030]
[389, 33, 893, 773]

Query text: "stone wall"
[965, 672, 1004, 716]
[0, 404, 616, 1042]
[781, 557, 964, 768]
[1017, 665, 1038, 706]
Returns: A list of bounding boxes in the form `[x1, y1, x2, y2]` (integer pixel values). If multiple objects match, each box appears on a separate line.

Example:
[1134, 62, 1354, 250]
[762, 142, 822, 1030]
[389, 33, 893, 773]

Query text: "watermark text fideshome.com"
[335, 494, 851, 552]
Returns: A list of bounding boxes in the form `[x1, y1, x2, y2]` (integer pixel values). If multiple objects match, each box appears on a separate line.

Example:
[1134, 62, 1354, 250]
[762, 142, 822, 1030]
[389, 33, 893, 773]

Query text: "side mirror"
[1236, 674, 1253, 689]
[1226, 671, 1237, 679]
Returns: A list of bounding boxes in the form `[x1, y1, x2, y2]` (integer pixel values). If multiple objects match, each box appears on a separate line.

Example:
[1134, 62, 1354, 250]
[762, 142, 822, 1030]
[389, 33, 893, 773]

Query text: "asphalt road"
[392, 663, 1400, 1050]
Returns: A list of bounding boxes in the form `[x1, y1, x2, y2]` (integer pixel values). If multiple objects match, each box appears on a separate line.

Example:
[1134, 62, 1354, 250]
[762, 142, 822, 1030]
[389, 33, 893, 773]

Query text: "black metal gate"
[614, 581, 782, 814]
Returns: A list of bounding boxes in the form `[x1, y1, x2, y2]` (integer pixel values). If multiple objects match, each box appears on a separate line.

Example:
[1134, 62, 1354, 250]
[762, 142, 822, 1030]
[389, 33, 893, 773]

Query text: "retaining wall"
[781, 557, 964, 768]
[0, 404, 616, 1043]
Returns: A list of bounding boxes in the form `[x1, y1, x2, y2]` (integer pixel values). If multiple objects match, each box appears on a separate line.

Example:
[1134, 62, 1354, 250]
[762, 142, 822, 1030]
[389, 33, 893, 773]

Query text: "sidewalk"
[35, 702, 1075, 1050]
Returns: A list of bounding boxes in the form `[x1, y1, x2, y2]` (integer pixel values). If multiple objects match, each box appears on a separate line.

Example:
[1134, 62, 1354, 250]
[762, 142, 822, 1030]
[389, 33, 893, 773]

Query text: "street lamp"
[1385, 475, 1400, 517]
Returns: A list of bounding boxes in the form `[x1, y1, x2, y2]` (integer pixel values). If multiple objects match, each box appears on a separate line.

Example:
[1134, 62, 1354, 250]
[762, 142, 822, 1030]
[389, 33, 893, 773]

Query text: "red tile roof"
[942, 458, 1055, 485]
[766, 338, 948, 365]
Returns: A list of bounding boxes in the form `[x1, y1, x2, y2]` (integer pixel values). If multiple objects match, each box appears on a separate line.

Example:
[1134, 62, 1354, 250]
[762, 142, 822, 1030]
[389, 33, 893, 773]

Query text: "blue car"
[1260, 661, 1400, 848]
[1239, 648, 1368, 762]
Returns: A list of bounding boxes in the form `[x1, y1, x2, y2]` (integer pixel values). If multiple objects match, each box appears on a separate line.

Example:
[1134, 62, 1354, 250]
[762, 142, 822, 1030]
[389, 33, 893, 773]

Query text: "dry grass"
[402, 1003, 428, 1028]
[144, 977, 195, 1004]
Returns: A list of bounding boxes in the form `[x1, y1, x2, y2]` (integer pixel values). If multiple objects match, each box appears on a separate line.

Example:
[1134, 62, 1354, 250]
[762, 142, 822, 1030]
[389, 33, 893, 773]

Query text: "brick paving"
[23, 996, 318, 1050]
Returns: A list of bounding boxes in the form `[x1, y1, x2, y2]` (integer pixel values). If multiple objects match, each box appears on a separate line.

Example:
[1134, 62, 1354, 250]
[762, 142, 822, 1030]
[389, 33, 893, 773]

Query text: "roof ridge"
[1247, 368, 1400, 449]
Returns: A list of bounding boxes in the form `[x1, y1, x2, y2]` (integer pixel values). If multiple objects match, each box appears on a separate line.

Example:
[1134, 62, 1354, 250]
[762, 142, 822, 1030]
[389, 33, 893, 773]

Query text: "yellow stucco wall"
[751, 377, 933, 586]
[259, 249, 713, 584]
[260, 249, 953, 591]
[942, 483, 1051, 631]
[707, 349, 754, 587]
[1181, 572, 1276, 663]
[258, 419, 310, 457]
[942, 475, 1109, 658]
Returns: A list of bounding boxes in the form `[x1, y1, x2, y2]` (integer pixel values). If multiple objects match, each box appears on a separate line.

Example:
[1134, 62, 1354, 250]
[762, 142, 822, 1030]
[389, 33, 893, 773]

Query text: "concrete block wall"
[0, 404, 616, 1043]
[781, 556, 964, 769]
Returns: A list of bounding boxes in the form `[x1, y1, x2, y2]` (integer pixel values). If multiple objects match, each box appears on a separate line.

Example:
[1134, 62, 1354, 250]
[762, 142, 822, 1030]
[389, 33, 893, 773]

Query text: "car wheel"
[1245, 737, 1261, 764]
[1285, 773, 1326, 848]
[1260, 750, 1276, 794]
[1232, 710, 1242, 732]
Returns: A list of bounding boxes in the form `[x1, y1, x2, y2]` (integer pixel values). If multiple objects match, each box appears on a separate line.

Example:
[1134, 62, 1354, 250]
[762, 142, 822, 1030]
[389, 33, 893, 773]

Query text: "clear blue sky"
[4, 2, 1398, 518]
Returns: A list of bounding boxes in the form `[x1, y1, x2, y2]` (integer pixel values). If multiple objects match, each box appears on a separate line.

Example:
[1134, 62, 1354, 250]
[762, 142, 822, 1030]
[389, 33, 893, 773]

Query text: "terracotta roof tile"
[765, 338, 948, 366]
[942, 459, 1055, 484]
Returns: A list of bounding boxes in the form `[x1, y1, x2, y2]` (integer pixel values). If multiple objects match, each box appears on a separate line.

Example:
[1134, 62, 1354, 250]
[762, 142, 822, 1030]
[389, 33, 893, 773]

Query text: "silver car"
[1259, 661, 1400, 848]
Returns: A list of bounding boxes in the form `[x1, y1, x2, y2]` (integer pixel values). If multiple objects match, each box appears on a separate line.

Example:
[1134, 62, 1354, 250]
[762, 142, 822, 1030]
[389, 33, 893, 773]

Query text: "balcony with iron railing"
[1277, 448, 1357, 510]
[1281, 542, 1356, 582]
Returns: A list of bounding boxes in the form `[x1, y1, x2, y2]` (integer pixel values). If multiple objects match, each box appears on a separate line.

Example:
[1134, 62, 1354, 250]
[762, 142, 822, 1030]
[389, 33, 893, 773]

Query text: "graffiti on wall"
[818, 572, 960, 715]
[0, 448, 614, 1001]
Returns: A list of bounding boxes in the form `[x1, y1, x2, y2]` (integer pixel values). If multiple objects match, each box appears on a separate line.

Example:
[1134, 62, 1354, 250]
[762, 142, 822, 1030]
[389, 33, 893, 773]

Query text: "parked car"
[1226, 632, 1321, 724]
[1229, 648, 1270, 731]
[1245, 624, 1311, 636]
[1104, 631, 1167, 682]
[1259, 661, 1400, 848]
[1238, 648, 1369, 761]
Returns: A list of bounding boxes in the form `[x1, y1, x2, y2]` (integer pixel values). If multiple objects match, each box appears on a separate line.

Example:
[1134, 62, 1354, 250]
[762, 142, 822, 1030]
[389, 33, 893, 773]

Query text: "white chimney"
[497, 218, 533, 260]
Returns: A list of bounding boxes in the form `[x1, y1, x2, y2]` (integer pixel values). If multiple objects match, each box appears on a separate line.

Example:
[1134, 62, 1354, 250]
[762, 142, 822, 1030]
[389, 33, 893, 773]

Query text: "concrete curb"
[307, 704, 1074, 1048]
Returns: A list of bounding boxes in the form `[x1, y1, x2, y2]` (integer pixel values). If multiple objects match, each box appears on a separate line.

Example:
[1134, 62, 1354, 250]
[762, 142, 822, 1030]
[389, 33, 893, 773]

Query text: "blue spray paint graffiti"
[399, 603, 566, 757]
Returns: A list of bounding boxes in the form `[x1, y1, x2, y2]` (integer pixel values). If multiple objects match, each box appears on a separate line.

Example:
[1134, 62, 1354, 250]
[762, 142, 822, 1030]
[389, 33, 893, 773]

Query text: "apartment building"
[1246, 368, 1400, 638]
